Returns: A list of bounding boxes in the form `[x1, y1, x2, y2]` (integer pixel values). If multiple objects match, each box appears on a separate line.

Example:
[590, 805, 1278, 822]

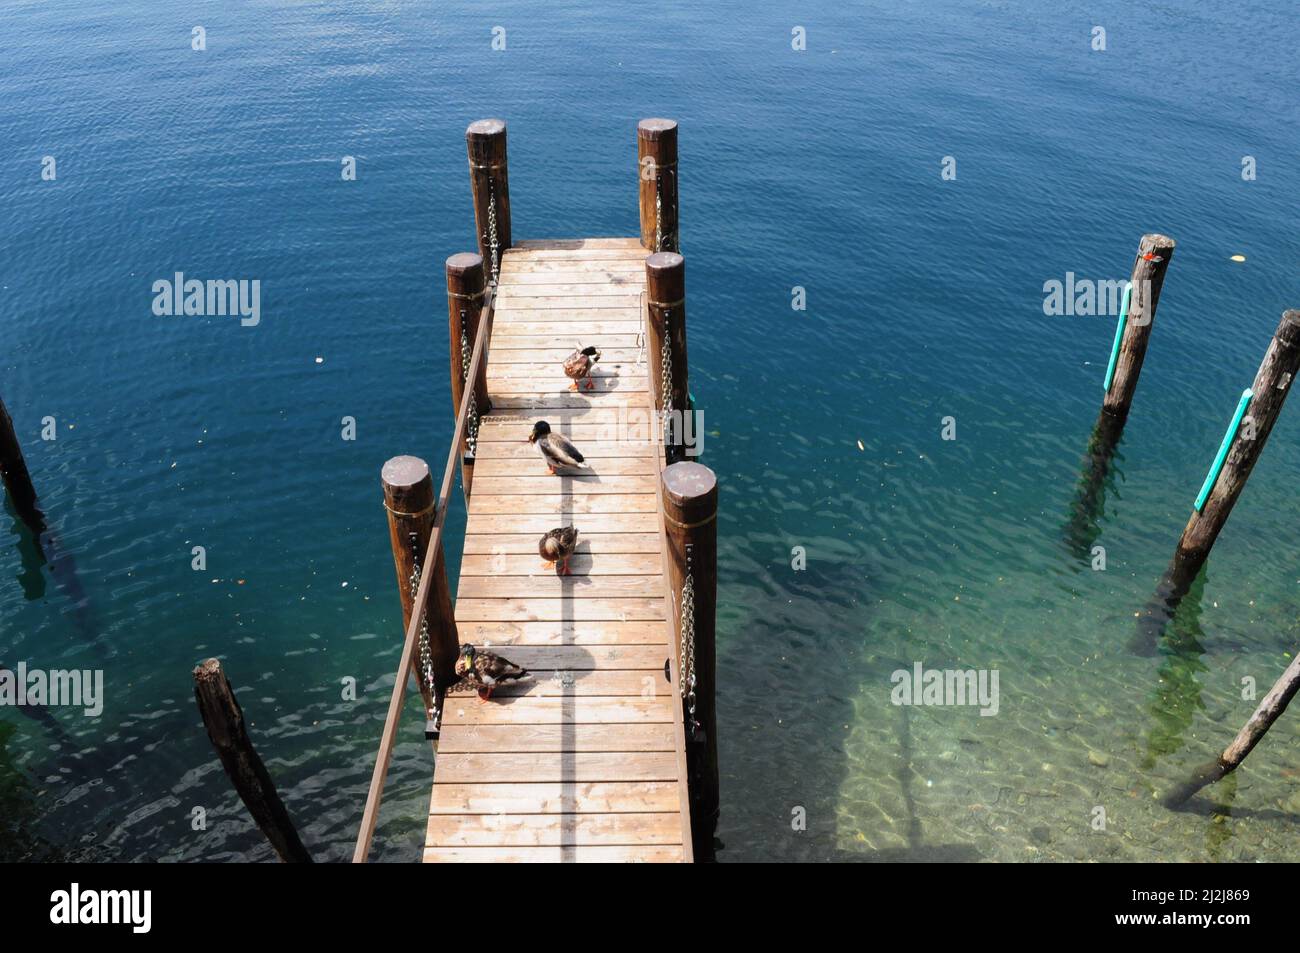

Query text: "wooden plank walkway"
[424, 238, 693, 863]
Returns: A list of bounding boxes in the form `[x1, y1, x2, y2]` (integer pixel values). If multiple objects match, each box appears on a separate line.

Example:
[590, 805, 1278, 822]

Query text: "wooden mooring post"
[382, 456, 458, 727]
[645, 252, 690, 466]
[662, 461, 718, 856]
[638, 118, 679, 253]
[193, 658, 312, 862]
[446, 253, 490, 498]
[1101, 234, 1176, 422]
[1131, 310, 1300, 654]
[1064, 235, 1175, 554]
[466, 119, 512, 286]
[1163, 651, 1300, 806]
[0, 395, 43, 531]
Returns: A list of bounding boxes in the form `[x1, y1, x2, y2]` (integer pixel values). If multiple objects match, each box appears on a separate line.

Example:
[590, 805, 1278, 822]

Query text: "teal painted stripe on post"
[1102, 282, 1133, 393]
[1195, 389, 1253, 512]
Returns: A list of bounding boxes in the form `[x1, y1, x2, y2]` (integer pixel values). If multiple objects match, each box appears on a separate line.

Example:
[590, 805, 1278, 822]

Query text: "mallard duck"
[528, 420, 591, 474]
[539, 526, 580, 574]
[455, 644, 529, 702]
[563, 345, 601, 391]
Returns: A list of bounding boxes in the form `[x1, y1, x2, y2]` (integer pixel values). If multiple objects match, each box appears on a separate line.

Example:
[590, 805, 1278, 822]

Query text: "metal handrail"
[352, 285, 495, 863]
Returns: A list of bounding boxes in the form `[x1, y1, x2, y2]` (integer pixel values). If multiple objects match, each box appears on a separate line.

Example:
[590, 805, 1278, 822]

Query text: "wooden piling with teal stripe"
[1131, 310, 1300, 655]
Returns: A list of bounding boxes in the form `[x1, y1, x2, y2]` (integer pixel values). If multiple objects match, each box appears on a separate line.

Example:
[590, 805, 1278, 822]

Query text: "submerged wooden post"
[1164, 651, 1300, 806]
[447, 253, 490, 497]
[638, 118, 679, 253]
[193, 658, 312, 863]
[645, 252, 690, 465]
[662, 461, 718, 857]
[1101, 234, 1176, 422]
[382, 457, 459, 711]
[466, 119, 512, 286]
[0, 395, 42, 529]
[1132, 310, 1300, 654]
[1064, 236, 1175, 555]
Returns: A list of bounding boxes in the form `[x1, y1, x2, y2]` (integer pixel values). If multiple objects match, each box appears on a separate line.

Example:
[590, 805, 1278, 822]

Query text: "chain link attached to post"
[654, 174, 663, 254]
[680, 543, 702, 743]
[658, 307, 674, 448]
[459, 313, 480, 456]
[407, 532, 436, 712]
[487, 186, 500, 286]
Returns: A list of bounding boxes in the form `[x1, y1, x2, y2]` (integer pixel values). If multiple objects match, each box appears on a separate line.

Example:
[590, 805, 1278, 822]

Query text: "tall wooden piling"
[466, 119, 512, 285]
[1064, 236, 1175, 555]
[638, 118, 679, 253]
[1132, 310, 1300, 654]
[1163, 651, 1300, 806]
[1101, 234, 1176, 421]
[0, 395, 42, 529]
[661, 461, 718, 856]
[193, 658, 313, 863]
[645, 252, 690, 465]
[382, 456, 458, 707]
[447, 253, 490, 497]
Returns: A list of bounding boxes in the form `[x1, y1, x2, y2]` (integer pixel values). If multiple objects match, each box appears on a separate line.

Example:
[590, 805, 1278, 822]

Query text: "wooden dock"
[354, 119, 719, 864]
[427, 239, 692, 862]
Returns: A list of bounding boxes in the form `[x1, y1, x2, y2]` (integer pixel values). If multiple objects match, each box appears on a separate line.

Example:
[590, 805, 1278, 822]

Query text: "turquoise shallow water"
[2, 1, 1299, 861]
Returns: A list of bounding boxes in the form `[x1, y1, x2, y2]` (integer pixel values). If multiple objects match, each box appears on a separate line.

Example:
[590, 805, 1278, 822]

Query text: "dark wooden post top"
[662, 461, 716, 523]
[645, 252, 685, 303]
[381, 455, 434, 516]
[446, 252, 486, 291]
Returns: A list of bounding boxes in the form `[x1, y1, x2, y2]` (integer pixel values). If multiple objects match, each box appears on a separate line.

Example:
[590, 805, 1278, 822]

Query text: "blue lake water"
[2, 0, 1299, 861]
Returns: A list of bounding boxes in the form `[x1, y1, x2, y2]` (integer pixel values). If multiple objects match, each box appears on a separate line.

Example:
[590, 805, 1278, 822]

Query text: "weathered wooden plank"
[461, 552, 664, 576]
[476, 426, 655, 447]
[489, 348, 642, 364]
[470, 439, 655, 459]
[465, 495, 658, 515]
[463, 532, 661, 555]
[480, 408, 650, 425]
[513, 238, 645, 251]
[445, 669, 668, 697]
[490, 334, 641, 349]
[433, 752, 679, 784]
[455, 620, 667, 645]
[454, 597, 666, 622]
[486, 395, 647, 410]
[470, 456, 656, 476]
[468, 475, 654, 495]
[423, 845, 683, 863]
[492, 321, 643, 336]
[500, 259, 646, 274]
[465, 514, 659, 534]
[429, 781, 679, 815]
[457, 574, 664, 600]
[486, 369, 647, 387]
[456, 644, 668, 670]
[426, 812, 680, 847]
[498, 271, 644, 286]
[493, 295, 642, 310]
[436, 721, 674, 753]
[494, 307, 642, 321]
[439, 694, 673, 725]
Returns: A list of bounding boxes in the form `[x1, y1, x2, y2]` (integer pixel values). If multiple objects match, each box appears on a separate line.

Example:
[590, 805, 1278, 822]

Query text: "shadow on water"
[1062, 410, 1126, 565]
[714, 557, 982, 861]
[1140, 568, 1208, 773]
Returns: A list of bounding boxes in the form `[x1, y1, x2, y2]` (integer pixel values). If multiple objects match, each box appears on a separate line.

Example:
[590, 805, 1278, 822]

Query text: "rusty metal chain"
[487, 186, 500, 285]
[459, 314, 479, 455]
[680, 543, 700, 741]
[407, 532, 435, 704]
